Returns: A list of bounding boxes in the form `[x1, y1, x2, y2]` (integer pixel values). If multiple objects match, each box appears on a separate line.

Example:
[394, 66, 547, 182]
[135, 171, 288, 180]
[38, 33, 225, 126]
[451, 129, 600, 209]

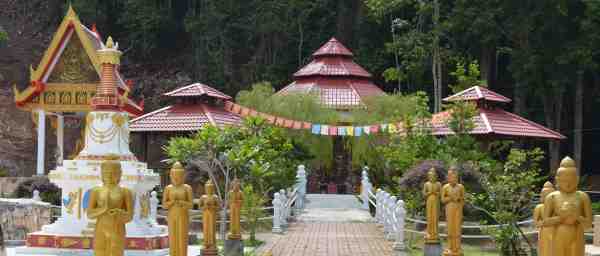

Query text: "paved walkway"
[256, 194, 393, 256]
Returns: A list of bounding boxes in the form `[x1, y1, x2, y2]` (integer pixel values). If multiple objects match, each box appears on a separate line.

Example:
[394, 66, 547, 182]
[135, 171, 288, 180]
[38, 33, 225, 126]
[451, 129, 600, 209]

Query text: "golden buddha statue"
[534, 181, 554, 256]
[199, 180, 220, 256]
[163, 162, 193, 256]
[423, 168, 441, 243]
[441, 169, 464, 256]
[86, 156, 133, 256]
[543, 157, 592, 256]
[228, 178, 243, 240]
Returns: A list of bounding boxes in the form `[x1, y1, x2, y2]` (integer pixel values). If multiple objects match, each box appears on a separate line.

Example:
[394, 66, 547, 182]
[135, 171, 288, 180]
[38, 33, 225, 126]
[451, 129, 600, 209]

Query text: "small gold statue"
[543, 157, 592, 256]
[228, 178, 243, 240]
[86, 156, 134, 256]
[163, 162, 193, 256]
[441, 168, 465, 256]
[423, 168, 441, 243]
[534, 181, 555, 256]
[199, 180, 220, 256]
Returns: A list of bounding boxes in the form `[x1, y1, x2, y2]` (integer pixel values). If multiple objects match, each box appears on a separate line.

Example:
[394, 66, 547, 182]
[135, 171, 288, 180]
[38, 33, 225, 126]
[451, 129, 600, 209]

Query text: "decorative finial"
[66, 4, 77, 18]
[560, 156, 576, 168]
[543, 181, 554, 189]
[106, 36, 114, 48]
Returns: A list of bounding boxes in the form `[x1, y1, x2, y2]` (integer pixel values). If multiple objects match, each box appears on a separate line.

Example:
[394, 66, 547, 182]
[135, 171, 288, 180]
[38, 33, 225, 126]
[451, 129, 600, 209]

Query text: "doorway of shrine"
[306, 136, 359, 195]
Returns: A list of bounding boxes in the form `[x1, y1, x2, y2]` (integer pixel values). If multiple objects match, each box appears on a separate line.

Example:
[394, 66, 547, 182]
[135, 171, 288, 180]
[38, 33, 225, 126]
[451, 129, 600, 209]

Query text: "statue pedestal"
[424, 242, 442, 256]
[224, 239, 243, 256]
[442, 249, 462, 256]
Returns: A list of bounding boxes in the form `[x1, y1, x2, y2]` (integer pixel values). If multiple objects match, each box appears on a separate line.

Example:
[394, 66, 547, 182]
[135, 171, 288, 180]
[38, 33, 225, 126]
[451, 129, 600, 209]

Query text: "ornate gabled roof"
[163, 83, 232, 100]
[12, 6, 143, 115]
[312, 38, 354, 57]
[443, 86, 512, 103]
[431, 107, 565, 140]
[278, 37, 384, 110]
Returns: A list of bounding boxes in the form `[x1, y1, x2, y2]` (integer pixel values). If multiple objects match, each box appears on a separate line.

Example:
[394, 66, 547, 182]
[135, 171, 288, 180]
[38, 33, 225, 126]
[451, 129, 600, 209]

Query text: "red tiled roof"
[293, 56, 372, 78]
[278, 78, 384, 109]
[443, 86, 512, 103]
[431, 108, 565, 140]
[129, 104, 241, 132]
[278, 37, 384, 110]
[312, 38, 354, 57]
[164, 83, 232, 100]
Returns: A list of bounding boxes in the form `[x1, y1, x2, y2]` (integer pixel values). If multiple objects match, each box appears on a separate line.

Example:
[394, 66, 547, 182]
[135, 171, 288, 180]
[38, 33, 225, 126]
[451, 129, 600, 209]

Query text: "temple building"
[11, 6, 143, 176]
[277, 37, 385, 109]
[432, 86, 565, 140]
[129, 83, 242, 172]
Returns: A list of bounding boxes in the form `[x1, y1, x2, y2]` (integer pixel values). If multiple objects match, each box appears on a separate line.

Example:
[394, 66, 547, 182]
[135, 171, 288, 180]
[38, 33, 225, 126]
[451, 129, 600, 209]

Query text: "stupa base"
[14, 233, 169, 256]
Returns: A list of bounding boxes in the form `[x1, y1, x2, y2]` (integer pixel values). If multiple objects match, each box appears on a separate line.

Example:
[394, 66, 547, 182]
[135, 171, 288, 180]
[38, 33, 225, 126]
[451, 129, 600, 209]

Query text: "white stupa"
[16, 37, 168, 256]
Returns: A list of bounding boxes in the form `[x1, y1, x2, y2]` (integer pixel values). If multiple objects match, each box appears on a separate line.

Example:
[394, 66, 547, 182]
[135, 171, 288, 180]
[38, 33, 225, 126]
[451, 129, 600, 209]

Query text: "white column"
[36, 109, 46, 176]
[376, 189, 383, 224]
[361, 166, 371, 210]
[56, 114, 64, 165]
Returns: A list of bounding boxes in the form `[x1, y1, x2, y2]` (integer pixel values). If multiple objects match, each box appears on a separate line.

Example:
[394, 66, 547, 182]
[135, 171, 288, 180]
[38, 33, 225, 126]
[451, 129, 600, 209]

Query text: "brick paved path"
[257, 222, 393, 256]
[256, 194, 393, 256]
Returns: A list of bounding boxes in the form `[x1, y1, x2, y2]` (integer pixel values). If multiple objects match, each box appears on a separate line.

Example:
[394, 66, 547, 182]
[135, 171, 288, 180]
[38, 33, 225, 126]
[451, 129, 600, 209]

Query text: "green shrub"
[13, 176, 60, 205]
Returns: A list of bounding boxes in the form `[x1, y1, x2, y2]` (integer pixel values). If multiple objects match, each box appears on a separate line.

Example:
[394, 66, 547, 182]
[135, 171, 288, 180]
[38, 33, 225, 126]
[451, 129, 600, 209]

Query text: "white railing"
[272, 165, 307, 234]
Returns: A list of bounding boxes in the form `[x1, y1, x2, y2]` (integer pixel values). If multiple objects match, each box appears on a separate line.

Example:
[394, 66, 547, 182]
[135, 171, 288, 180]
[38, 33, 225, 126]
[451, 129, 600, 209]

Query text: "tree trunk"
[480, 44, 497, 88]
[432, 0, 442, 113]
[574, 71, 583, 175]
[543, 89, 564, 173]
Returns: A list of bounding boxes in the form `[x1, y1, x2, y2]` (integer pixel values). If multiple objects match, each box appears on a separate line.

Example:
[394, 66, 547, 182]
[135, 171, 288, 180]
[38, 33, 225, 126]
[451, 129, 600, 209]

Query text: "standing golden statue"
[543, 157, 592, 256]
[87, 157, 133, 256]
[441, 169, 464, 256]
[534, 181, 555, 256]
[423, 168, 441, 243]
[199, 180, 220, 256]
[228, 178, 243, 240]
[163, 162, 193, 256]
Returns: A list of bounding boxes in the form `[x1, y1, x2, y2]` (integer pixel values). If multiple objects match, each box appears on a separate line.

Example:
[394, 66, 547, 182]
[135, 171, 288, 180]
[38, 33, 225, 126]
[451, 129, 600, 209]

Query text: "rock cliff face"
[0, 1, 64, 176]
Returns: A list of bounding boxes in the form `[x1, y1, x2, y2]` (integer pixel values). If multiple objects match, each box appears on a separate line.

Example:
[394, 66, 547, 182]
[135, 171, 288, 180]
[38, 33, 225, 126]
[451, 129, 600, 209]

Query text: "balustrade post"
[296, 165, 307, 210]
[361, 166, 371, 210]
[376, 189, 383, 224]
[272, 193, 282, 234]
[150, 191, 159, 224]
[32, 190, 41, 201]
[383, 192, 391, 235]
[393, 199, 407, 254]
[279, 189, 288, 227]
[386, 195, 397, 240]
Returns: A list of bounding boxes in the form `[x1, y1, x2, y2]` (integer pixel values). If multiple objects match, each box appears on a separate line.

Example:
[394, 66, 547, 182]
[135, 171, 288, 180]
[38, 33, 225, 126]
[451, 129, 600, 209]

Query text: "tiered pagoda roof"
[12, 6, 143, 116]
[432, 86, 565, 140]
[277, 38, 384, 109]
[129, 83, 241, 132]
